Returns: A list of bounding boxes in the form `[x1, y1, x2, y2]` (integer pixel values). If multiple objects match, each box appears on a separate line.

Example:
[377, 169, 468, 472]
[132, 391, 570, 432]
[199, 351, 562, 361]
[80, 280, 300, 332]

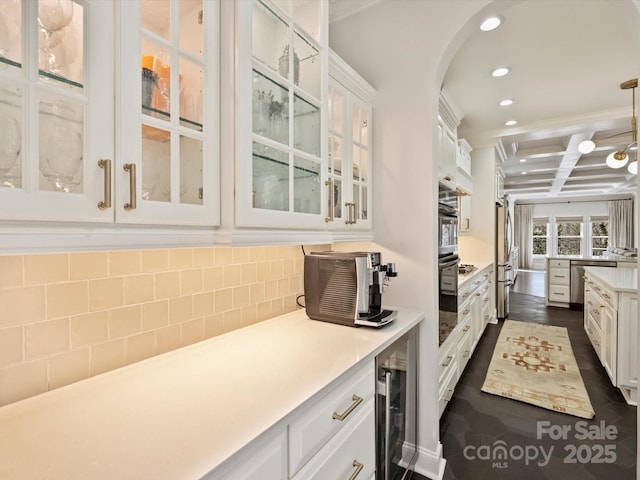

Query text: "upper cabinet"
[437, 88, 462, 190]
[327, 52, 374, 232]
[0, 0, 220, 226]
[234, 0, 329, 229]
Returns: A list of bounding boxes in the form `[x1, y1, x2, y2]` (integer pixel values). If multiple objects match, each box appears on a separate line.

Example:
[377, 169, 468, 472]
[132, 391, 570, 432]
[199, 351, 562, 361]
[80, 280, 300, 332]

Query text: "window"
[590, 216, 609, 256]
[556, 217, 583, 255]
[532, 217, 548, 255]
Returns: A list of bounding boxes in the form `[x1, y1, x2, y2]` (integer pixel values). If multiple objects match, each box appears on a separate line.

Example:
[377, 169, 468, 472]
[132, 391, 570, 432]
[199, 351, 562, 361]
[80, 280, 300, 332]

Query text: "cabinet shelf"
[0, 57, 84, 89]
[141, 105, 203, 131]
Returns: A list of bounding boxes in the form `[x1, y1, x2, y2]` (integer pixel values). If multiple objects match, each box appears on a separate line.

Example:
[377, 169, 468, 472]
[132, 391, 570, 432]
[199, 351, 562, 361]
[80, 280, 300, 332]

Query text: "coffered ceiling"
[442, 0, 639, 201]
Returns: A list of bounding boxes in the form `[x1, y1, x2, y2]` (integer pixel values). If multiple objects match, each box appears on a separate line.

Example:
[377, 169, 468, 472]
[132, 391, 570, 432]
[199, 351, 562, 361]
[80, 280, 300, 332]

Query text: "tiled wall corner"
[0, 244, 324, 407]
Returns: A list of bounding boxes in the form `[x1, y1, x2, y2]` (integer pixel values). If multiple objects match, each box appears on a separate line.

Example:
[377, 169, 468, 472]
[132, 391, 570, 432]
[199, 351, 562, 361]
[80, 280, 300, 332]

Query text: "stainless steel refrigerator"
[496, 200, 513, 319]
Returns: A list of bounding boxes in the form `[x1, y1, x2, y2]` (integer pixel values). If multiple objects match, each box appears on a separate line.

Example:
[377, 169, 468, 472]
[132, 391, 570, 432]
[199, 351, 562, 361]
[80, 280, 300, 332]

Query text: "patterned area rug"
[481, 320, 595, 419]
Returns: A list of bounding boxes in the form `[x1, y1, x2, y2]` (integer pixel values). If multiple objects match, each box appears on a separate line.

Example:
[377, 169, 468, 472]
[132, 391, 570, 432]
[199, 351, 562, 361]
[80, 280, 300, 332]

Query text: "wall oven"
[438, 183, 458, 256]
[438, 253, 459, 346]
[438, 183, 459, 345]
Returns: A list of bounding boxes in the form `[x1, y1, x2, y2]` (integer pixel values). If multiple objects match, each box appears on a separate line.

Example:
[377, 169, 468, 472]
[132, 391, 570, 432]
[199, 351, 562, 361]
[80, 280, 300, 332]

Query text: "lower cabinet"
[439, 263, 494, 418]
[214, 362, 375, 479]
[584, 270, 637, 405]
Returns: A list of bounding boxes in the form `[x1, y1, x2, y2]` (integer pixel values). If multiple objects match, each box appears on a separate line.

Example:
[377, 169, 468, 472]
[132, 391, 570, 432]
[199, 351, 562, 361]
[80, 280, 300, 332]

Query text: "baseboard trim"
[413, 442, 446, 479]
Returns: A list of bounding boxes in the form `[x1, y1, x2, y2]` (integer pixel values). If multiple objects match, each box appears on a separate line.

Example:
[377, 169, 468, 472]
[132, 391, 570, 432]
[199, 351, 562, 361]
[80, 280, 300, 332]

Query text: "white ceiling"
[442, 0, 639, 201]
[330, 0, 639, 201]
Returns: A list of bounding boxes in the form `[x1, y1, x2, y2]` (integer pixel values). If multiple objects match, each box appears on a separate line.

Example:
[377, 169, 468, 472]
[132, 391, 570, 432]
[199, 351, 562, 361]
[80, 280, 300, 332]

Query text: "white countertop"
[0, 308, 424, 480]
[584, 266, 638, 293]
[547, 254, 637, 263]
[459, 260, 494, 288]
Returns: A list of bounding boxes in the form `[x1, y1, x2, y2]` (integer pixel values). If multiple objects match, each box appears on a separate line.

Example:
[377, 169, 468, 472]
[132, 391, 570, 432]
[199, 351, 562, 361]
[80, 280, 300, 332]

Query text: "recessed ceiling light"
[480, 15, 503, 32]
[491, 66, 511, 77]
[505, 120, 518, 126]
[499, 99, 514, 107]
[521, 172, 527, 175]
[519, 159, 526, 163]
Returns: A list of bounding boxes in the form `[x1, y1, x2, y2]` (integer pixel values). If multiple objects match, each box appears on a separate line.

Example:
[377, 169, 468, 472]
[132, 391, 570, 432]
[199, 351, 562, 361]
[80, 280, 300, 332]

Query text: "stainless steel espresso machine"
[303, 251, 398, 328]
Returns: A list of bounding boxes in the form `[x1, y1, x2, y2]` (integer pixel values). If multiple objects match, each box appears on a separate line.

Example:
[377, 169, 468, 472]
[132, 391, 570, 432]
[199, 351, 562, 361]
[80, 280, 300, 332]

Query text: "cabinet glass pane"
[179, 57, 203, 130]
[333, 178, 342, 219]
[293, 93, 319, 156]
[359, 147, 368, 182]
[293, 156, 320, 214]
[352, 144, 360, 180]
[329, 134, 342, 176]
[0, 0, 22, 69]
[39, 96, 84, 193]
[141, 0, 170, 40]
[360, 114, 368, 147]
[253, 70, 289, 144]
[38, 0, 84, 89]
[362, 186, 368, 220]
[352, 104, 364, 144]
[142, 127, 171, 202]
[252, 1, 288, 75]
[293, 1, 321, 42]
[253, 142, 288, 211]
[329, 88, 342, 131]
[0, 84, 22, 188]
[179, 0, 202, 59]
[293, 33, 319, 98]
[180, 135, 203, 205]
[141, 39, 171, 120]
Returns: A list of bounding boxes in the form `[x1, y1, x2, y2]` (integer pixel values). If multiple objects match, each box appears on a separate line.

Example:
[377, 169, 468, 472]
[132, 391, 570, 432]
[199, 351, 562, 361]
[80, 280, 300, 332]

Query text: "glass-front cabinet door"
[327, 52, 374, 231]
[117, 0, 219, 226]
[0, 0, 113, 222]
[235, 0, 328, 228]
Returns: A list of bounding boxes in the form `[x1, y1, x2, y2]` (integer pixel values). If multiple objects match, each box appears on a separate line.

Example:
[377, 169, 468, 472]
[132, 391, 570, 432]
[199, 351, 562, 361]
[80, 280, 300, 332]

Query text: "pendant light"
[578, 79, 638, 175]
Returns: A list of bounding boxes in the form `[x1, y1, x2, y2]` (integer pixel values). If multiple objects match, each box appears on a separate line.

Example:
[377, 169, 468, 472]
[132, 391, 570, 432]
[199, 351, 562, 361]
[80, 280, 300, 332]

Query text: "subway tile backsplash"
[0, 245, 319, 407]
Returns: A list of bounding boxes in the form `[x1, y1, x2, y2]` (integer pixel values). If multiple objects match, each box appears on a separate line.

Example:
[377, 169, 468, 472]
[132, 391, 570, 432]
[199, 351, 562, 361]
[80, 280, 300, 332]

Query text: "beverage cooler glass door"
[376, 327, 418, 480]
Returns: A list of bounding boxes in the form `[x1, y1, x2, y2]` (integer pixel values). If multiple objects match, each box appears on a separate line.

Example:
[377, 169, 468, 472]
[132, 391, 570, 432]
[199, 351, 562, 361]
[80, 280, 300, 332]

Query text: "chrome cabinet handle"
[463, 350, 470, 358]
[441, 355, 453, 367]
[123, 163, 137, 211]
[462, 308, 470, 315]
[603, 293, 611, 299]
[463, 325, 470, 332]
[475, 292, 481, 297]
[97, 159, 112, 210]
[348, 460, 364, 480]
[332, 394, 363, 421]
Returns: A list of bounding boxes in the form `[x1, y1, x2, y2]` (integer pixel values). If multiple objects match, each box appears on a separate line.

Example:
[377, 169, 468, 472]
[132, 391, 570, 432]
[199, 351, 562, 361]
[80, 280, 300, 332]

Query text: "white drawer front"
[549, 267, 570, 285]
[289, 363, 374, 475]
[548, 285, 570, 302]
[549, 259, 570, 268]
[439, 335, 457, 383]
[293, 401, 375, 480]
[457, 328, 474, 376]
[439, 365, 457, 418]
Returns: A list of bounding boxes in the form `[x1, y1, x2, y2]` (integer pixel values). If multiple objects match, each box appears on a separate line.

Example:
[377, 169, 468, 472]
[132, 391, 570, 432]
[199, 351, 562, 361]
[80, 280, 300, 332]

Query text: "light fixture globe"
[606, 151, 629, 169]
[628, 161, 638, 175]
[578, 140, 596, 154]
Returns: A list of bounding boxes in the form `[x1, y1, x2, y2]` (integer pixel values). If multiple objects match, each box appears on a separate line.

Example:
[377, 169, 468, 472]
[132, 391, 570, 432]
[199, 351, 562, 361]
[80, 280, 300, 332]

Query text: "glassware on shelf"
[141, 54, 157, 109]
[0, 0, 21, 65]
[39, 101, 83, 193]
[38, 0, 74, 75]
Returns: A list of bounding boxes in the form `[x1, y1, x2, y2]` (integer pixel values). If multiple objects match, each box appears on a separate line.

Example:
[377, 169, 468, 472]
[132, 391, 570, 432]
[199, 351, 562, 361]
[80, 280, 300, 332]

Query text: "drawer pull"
[475, 292, 481, 297]
[123, 163, 137, 211]
[332, 395, 363, 421]
[462, 308, 470, 315]
[553, 275, 565, 278]
[603, 293, 611, 300]
[441, 355, 453, 367]
[97, 159, 112, 210]
[554, 292, 565, 296]
[594, 340, 600, 347]
[594, 286, 601, 292]
[463, 325, 471, 332]
[463, 350, 470, 358]
[348, 460, 364, 480]
[483, 298, 489, 303]
[463, 292, 470, 298]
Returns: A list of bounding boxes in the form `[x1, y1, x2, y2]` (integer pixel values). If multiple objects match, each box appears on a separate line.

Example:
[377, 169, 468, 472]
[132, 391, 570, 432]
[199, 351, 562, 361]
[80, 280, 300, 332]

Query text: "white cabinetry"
[0, 1, 219, 227]
[437, 88, 462, 190]
[235, 0, 328, 229]
[545, 258, 570, 307]
[456, 138, 473, 233]
[326, 52, 374, 232]
[439, 263, 494, 417]
[214, 361, 375, 479]
[584, 269, 638, 405]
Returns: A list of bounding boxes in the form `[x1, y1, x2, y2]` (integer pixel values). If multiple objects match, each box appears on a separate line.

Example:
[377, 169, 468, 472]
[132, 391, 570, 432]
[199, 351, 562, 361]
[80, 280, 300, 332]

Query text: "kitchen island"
[0, 308, 424, 480]
[583, 267, 638, 405]
[545, 255, 637, 307]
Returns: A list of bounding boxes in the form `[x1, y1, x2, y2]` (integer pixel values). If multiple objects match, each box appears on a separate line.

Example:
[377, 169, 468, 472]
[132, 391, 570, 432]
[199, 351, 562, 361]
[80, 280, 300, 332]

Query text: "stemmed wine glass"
[38, 0, 74, 75]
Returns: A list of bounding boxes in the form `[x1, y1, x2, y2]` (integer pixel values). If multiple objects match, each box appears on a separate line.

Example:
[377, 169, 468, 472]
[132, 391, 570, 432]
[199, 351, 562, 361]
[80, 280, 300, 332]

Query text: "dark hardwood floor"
[511, 270, 546, 297]
[414, 292, 637, 480]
